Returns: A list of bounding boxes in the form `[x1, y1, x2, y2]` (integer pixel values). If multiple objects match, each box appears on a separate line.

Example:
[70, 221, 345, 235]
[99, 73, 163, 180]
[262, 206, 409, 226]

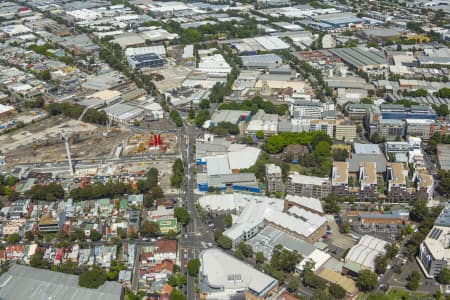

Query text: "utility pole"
[60, 131, 74, 177]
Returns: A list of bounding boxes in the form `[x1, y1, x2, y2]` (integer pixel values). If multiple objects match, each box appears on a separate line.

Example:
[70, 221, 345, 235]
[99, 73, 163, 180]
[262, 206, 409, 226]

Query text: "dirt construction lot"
[1, 117, 132, 165]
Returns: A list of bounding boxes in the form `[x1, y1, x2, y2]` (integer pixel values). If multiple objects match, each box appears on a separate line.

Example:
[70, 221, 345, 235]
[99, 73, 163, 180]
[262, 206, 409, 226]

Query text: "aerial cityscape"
[0, 0, 448, 299]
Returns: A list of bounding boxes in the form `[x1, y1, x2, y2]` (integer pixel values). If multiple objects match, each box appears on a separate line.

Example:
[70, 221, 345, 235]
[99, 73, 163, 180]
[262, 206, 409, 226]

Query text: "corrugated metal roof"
[0, 264, 122, 300]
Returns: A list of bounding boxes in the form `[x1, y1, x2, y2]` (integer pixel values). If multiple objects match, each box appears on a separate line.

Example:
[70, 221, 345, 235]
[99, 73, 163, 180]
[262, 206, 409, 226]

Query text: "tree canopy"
[357, 270, 377, 292]
[174, 207, 190, 225]
[187, 258, 201, 277]
[78, 267, 108, 289]
[140, 220, 160, 237]
[270, 244, 300, 273]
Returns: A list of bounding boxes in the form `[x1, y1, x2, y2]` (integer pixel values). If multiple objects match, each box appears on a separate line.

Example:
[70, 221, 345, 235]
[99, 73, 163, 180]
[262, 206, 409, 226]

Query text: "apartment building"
[358, 162, 377, 200]
[331, 161, 349, 198]
[265, 164, 282, 194]
[286, 172, 331, 199]
[385, 163, 415, 203]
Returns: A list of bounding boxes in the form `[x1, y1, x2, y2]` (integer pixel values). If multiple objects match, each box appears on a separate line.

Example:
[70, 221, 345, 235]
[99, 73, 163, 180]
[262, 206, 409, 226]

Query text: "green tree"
[146, 186, 165, 204]
[406, 270, 420, 290]
[169, 288, 186, 300]
[30, 253, 49, 269]
[199, 99, 210, 109]
[78, 267, 107, 288]
[384, 243, 399, 259]
[174, 207, 190, 225]
[286, 276, 299, 293]
[6, 233, 20, 244]
[434, 103, 449, 117]
[217, 235, 232, 250]
[168, 272, 186, 287]
[140, 220, 160, 237]
[89, 230, 102, 241]
[236, 242, 253, 258]
[188, 106, 195, 119]
[437, 88, 450, 98]
[329, 283, 346, 299]
[224, 214, 232, 227]
[195, 109, 211, 127]
[374, 254, 387, 274]
[270, 244, 300, 273]
[371, 132, 382, 144]
[187, 258, 201, 277]
[256, 251, 265, 265]
[439, 268, 450, 284]
[256, 130, 265, 140]
[357, 269, 378, 292]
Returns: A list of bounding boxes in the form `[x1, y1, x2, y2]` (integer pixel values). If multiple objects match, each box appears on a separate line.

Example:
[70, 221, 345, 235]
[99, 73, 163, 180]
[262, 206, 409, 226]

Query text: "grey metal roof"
[0, 264, 122, 300]
[435, 201, 450, 227]
[353, 143, 381, 155]
[208, 173, 257, 187]
[348, 154, 387, 173]
[328, 47, 387, 68]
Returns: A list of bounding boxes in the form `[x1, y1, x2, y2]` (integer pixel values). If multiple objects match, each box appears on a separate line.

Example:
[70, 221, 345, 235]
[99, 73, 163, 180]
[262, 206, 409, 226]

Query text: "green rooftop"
[344, 262, 363, 274]
[119, 199, 128, 210]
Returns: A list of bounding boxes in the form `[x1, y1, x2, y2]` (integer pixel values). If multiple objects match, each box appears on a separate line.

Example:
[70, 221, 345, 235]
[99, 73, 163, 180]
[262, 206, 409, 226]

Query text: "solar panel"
[430, 228, 443, 240]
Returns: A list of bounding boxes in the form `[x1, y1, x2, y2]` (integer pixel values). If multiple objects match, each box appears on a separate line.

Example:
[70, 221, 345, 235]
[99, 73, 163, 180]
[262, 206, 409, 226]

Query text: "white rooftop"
[285, 194, 324, 214]
[345, 235, 388, 271]
[297, 249, 331, 272]
[200, 248, 277, 297]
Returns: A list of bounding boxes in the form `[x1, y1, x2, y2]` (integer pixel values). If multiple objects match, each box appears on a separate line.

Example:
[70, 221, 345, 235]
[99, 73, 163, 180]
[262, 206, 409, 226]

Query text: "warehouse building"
[246, 110, 278, 136]
[0, 104, 15, 119]
[125, 45, 166, 57]
[0, 264, 123, 300]
[127, 53, 164, 70]
[210, 110, 251, 127]
[345, 235, 388, 272]
[199, 248, 278, 299]
[328, 47, 387, 72]
[240, 53, 282, 69]
[437, 144, 450, 170]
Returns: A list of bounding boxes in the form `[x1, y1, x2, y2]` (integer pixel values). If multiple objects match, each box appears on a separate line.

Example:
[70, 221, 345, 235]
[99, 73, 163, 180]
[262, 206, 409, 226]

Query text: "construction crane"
[60, 131, 74, 177]
[103, 115, 113, 137]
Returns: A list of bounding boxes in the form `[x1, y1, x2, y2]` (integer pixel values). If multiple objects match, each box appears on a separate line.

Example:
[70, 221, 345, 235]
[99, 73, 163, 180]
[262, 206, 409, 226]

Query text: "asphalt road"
[179, 124, 200, 300]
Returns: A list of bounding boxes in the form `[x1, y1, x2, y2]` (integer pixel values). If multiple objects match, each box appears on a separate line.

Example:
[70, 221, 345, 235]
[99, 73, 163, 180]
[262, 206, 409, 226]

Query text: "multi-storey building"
[286, 172, 331, 199]
[419, 203, 450, 278]
[358, 162, 377, 200]
[265, 164, 282, 194]
[385, 163, 415, 203]
[332, 161, 349, 198]
[377, 119, 405, 140]
[290, 100, 323, 119]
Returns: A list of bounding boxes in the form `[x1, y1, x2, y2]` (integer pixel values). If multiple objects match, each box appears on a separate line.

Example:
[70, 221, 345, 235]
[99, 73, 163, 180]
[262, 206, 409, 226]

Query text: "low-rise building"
[199, 248, 278, 299]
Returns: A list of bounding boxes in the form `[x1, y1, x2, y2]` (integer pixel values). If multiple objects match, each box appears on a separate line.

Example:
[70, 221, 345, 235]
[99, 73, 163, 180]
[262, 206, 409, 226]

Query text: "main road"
[179, 124, 200, 300]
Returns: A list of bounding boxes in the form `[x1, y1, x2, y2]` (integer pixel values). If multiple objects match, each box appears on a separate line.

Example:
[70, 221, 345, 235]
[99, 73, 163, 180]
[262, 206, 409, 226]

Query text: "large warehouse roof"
[125, 45, 166, 57]
[329, 47, 387, 68]
[345, 235, 388, 271]
[200, 248, 278, 297]
[0, 264, 122, 300]
[254, 36, 290, 51]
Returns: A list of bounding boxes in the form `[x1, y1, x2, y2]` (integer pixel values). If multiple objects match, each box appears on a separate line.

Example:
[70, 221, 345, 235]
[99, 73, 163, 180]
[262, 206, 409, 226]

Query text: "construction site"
[0, 116, 180, 190]
[124, 132, 178, 156]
